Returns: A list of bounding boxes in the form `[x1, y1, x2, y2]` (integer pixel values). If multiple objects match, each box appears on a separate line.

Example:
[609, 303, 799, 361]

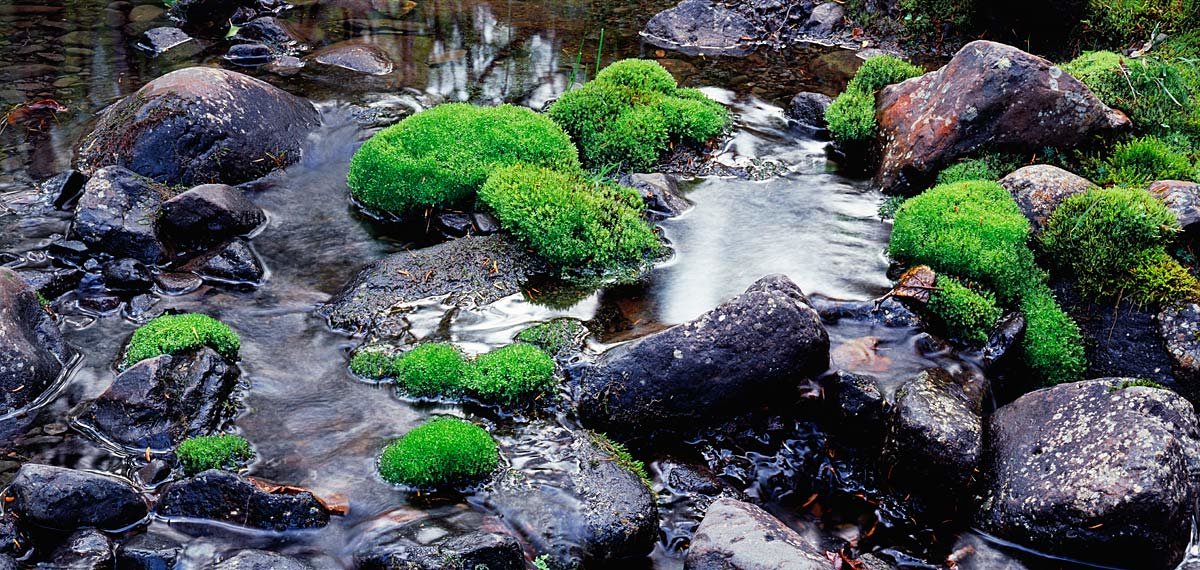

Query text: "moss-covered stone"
[466, 344, 557, 407]
[516, 318, 589, 356]
[928, 276, 1002, 344]
[378, 417, 499, 489]
[825, 56, 924, 148]
[176, 434, 254, 475]
[124, 313, 240, 368]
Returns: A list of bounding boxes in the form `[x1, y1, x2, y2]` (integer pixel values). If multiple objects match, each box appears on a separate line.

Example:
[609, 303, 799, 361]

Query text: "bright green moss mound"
[826, 56, 924, 147]
[1041, 186, 1197, 304]
[176, 434, 254, 475]
[1096, 136, 1197, 186]
[1063, 51, 1200, 143]
[347, 103, 581, 216]
[379, 417, 498, 489]
[548, 59, 729, 171]
[928, 276, 1002, 344]
[124, 313, 240, 368]
[516, 318, 588, 356]
[1019, 284, 1087, 384]
[466, 344, 556, 406]
[479, 164, 661, 273]
[393, 342, 469, 398]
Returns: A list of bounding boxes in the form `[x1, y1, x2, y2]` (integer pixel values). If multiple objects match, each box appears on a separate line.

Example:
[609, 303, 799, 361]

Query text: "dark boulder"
[137, 27, 194, 55]
[103, 258, 154, 291]
[225, 42, 276, 67]
[876, 41, 1130, 194]
[117, 532, 182, 570]
[71, 166, 171, 264]
[620, 172, 691, 220]
[210, 550, 312, 569]
[642, 0, 758, 57]
[76, 347, 241, 450]
[685, 498, 830, 569]
[999, 165, 1095, 234]
[310, 41, 394, 75]
[184, 239, 265, 284]
[826, 370, 887, 436]
[1149, 180, 1200, 232]
[76, 67, 320, 186]
[976, 378, 1200, 569]
[50, 529, 114, 569]
[787, 91, 833, 130]
[157, 470, 332, 531]
[0, 267, 69, 415]
[16, 266, 83, 300]
[234, 17, 304, 51]
[168, 0, 260, 37]
[577, 274, 829, 436]
[4, 464, 148, 531]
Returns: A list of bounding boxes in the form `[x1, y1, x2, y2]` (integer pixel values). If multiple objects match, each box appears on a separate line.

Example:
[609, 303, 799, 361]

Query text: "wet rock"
[1149, 180, 1200, 232]
[234, 16, 302, 51]
[117, 532, 182, 570]
[78, 293, 124, 315]
[1158, 301, 1200, 401]
[826, 370, 887, 435]
[981, 312, 1025, 369]
[76, 347, 241, 449]
[44, 169, 88, 209]
[51, 529, 114, 569]
[480, 423, 658, 568]
[183, 239, 265, 284]
[977, 378, 1200, 569]
[15, 266, 82, 301]
[578, 275, 829, 436]
[0, 556, 13, 570]
[310, 41, 394, 75]
[787, 91, 832, 130]
[71, 166, 170, 264]
[435, 212, 474, 237]
[158, 470, 332, 531]
[803, 2, 845, 35]
[159, 184, 265, 251]
[224, 42, 276, 67]
[265, 55, 305, 76]
[76, 67, 320, 186]
[999, 165, 1095, 234]
[154, 271, 203, 295]
[211, 550, 312, 569]
[354, 525, 523, 570]
[319, 234, 547, 332]
[884, 369, 983, 505]
[620, 172, 691, 220]
[948, 533, 1029, 570]
[0, 513, 30, 558]
[168, 0, 259, 37]
[812, 297, 922, 328]
[685, 497, 829, 569]
[876, 41, 1130, 194]
[138, 27, 193, 55]
[4, 464, 148, 531]
[0, 267, 69, 415]
[48, 239, 90, 265]
[472, 212, 501, 234]
[642, 0, 758, 57]
[103, 258, 153, 291]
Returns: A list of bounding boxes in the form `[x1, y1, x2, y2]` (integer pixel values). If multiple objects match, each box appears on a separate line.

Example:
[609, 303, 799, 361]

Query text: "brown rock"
[1000, 165, 1095, 234]
[1149, 180, 1200, 231]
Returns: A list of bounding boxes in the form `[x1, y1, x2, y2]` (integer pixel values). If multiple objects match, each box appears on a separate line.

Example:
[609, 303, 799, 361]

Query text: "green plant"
[393, 343, 469, 399]
[176, 434, 254, 475]
[516, 318, 588, 356]
[899, 0, 978, 40]
[936, 154, 1023, 185]
[928, 276, 1002, 344]
[479, 164, 661, 274]
[1094, 136, 1196, 185]
[378, 417, 498, 489]
[1082, 0, 1199, 47]
[825, 56, 924, 147]
[349, 345, 397, 380]
[847, 56, 926, 93]
[1063, 52, 1199, 143]
[588, 431, 651, 488]
[466, 344, 557, 406]
[548, 59, 729, 171]
[1111, 378, 1167, 391]
[1019, 284, 1087, 383]
[346, 103, 581, 216]
[533, 555, 552, 570]
[1128, 248, 1200, 303]
[124, 313, 240, 368]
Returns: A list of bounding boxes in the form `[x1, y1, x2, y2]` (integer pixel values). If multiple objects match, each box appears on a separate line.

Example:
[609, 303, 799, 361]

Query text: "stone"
[168, 0, 258, 36]
[48, 239, 90, 265]
[876, 41, 1130, 194]
[435, 212, 474, 237]
[71, 166, 170, 264]
[116, 533, 182, 569]
[642, 0, 759, 57]
[471, 212, 501, 234]
[76, 67, 320, 186]
[103, 258, 153, 291]
[1158, 301, 1200, 401]
[159, 184, 265, 251]
[224, 42, 276, 67]
[0, 267, 69, 415]
[826, 370, 887, 435]
[137, 27, 193, 55]
[211, 550, 312, 569]
[319, 234, 547, 332]
[684, 498, 829, 569]
[981, 312, 1026, 369]
[4, 464, 148, 531]
[233, 16, 303, 51]
[812, 297, 922, 328]
[999, 165, 1095, 234]
[1149, 180, 1200, 232]
[803, 2, 845, 36]
[577, 274, 829, 436]
[620, 172, 691, 220]
[15, 267, 80, 302]
[76, 347, 241, 449]
[977, 378, 1200, 569]
[157, 470, 332, 531]
[186, 239, 265, 284]
[354, 525, 523, 570]
[50, 529, 114, 569]
[311, 41, 394, 75]
[154, 271, 203, 295]
[787, 91, 832, 130]
[44, 169, 88, 209]
[0, 513, 29, 558]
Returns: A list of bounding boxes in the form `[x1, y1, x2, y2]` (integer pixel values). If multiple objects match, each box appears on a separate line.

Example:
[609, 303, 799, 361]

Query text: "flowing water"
[0, 0, 1163, 568]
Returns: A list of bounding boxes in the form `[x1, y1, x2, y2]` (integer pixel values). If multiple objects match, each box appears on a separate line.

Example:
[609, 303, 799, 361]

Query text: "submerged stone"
[642, 0, 758, 57]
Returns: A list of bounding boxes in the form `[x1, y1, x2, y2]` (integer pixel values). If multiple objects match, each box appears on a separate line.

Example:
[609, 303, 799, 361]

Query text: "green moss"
[1083, 0, 1199, 47]
[1095, 136, 1197, 186]
[479, 164, 661, 274]
[825, 56, 924, 147]
[1019, 285, 1087, 384]
[878, 195, 908, 220]
[378, 417, 499, 489]
[347, 103, 581, 216]
[928, 276, 1002, 344]
[936, 154, 1024, 185]
[847, 56, 926, 93]
[1111, 378, 1167, 391]
[124, 313, 240, 368]
[516, 318, 588, 356]
[349, 345, 398, 380]
[899, 0, 978, 40]
[466, 344, 557, 407]
[176, 434, 254, 475]
[588, 431, 651, 489]
[1128, 248, 1200, 303]
[548, 59, 729, 171]
[393, 343, 469, 399]
[1063, 52, 1199, 143]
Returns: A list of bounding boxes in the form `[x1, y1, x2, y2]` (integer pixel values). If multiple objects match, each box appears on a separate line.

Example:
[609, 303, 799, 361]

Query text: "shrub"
[516, 318, 588, 356]
[466, 344, 557, 406]
[347, 103, 580, 216]
[825, 56, 924, 147]
[176, 434, 254, 475]
[548, 59, 729, 171]
[928, 276, 1002, 344]
[378, 417, 498, 489]
[392, 343, 469, 399]
[479, 164, 661, 273]
[1096, 136, 1196, 185]
[1019, 285, 1087, 384]
[124, 313, 239, 368]
[1063, 51, 1199, 142]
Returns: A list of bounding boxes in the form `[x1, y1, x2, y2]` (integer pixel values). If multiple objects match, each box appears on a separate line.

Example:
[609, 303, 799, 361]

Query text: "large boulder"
[1149, 180, 1200, 232]
[76, 347, 241, 450]
[4, 464, 148, 531]
[684, 497, 829, 569]
[0, 268, 69, 415]
[641, 0, 758, 57]
[876, 41, 1130, 194]
[71, 166, 171, 264]
[76, 67, 319, 186]
[577, 274, 829, 435]
[999, 165, 1095, 234]
[976, 378, 1200, 569]
[157, 470, 332, 531]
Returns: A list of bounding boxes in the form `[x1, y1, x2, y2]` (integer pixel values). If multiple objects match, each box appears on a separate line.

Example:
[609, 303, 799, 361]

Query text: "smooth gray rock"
[187, 239, 266, 284]
[685, 498, 829, 569]
[787, 91, 832, 130]
[1149, 180, 1200, 232]
[5, 464, 148, 531]
[311, 41, 393, 75]
[354, 526, 523, 570]
[137, 27, 193, 55]
[210, 550, 312, 569]
[50, 529, 114, 569]
[1159, 301, 1200, 401]
[803, 2, 845, 35]
[0, 267, 69, 415]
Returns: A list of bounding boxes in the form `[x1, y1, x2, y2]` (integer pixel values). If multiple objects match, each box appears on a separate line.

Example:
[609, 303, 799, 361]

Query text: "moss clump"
[1111, 378, 1167, 391]
[1082, 0, 1199, 47]
[466, 344, 556, 407]
[516, 318, 588, 356]
[378, 417, 498, 489]
[349, 345, 398, 380]
[1094, 136, 1197, 186]
[1063, 52, 1200, 143]
[347, 103, 580, 216]
[479, 164, 661, 274]
[548, 59, 729, 171]
[928, 276, 1002, 344]
[124, 313, 240, 368]
[1019, 285, 1087, 383]
[176, 434, 254, 475]
[825, 56, 924, 147]
[588, 431, 651, 489]
[935, 154, 1023, 185]
[898, 0, 978, 40]
[1041, 187, 1197, 304]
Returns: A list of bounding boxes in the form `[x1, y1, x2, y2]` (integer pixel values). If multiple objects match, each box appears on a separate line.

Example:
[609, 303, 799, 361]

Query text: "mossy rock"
[928, 275, 1002, 344]
[378, 417, 499, 489]
[825, 55, 924, 148]
[465, 344, 557, 407]
[1062, 51, 1199, 143]
[124, 313, 240, 368]
[515, 318, 589, 357]
[176, 434, 254, 475]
